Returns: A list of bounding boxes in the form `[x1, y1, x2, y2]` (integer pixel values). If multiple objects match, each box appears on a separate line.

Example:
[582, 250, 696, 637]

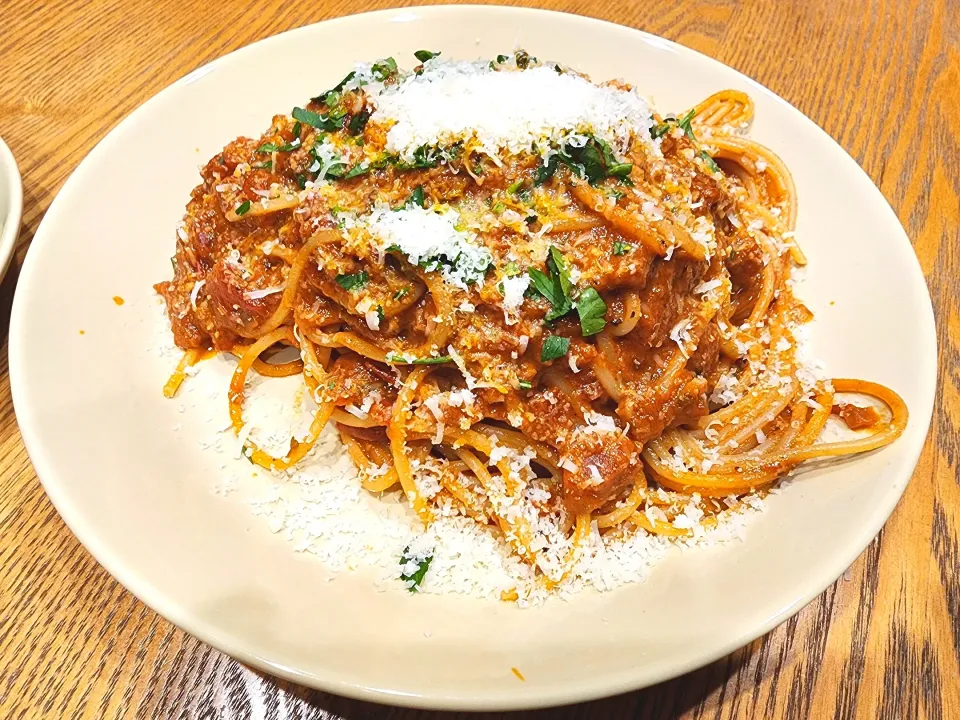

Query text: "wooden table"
[2, 0, 957, 717]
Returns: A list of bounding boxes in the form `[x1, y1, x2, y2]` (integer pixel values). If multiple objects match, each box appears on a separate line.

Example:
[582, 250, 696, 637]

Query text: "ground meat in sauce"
[832, 403, 881, 430]
[563, 431, 638, 514]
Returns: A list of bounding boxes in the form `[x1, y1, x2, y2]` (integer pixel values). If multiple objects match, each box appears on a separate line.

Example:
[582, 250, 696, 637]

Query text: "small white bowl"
[0, 136, 23, 279]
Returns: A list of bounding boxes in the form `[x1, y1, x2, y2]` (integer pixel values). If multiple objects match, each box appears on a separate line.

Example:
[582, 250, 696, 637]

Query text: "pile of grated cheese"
[369, 59, 655, 161]
[360, 205, 493, 289]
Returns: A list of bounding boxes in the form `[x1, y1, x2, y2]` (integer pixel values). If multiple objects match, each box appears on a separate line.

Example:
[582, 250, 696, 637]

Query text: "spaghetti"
[156, 52, 907, 588]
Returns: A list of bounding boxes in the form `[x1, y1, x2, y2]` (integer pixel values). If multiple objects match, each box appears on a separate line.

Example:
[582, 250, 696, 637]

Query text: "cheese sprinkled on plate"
[370, 61, 655, 160]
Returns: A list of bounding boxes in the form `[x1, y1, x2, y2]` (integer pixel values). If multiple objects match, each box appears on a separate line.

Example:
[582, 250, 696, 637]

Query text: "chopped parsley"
[235, 200, 251, 216]
[528, 247, 607, 335]
[393, 287, 410, 301]
[343, 155, 391, 179]
[506, 179, 525, 195]
[496, 54, 509, 63]
[651, 108, 697, 140]
[256, 143, 278, 154]
[309, 143, 348, 179]
[405, 185, 426, 209]
[371, 56, 398, 81]
[528, 246, 573, 322]
[677, 109, 696, 139]
[385, 353, 453, 365]
[343, 164, 371, 179]
[347, 110, 370, 135]
[395, 144, 443, 170]
[312, 70, 355, 105]
[334, 271, 368, 292]
[518, 380, 533, 390]
[292, 106, 342, 132]
[576, 287, 607, 336]
[399, 545, 433, 592]
[414, 49, 440, 62]
[612, 240, 633, 256]
[700, 150, 721, 173]
[376, 305, 385, 325]
[541, 335, 571, 362]
[534, 136, 633, 186]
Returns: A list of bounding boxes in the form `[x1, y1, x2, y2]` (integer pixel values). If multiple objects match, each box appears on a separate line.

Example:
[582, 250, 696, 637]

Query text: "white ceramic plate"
[10, 6, 936, 710]
[0, 136, 23, 281]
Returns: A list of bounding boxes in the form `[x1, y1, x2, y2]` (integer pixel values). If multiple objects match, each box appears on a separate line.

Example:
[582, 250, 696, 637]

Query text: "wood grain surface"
[1, 0, 957, 718]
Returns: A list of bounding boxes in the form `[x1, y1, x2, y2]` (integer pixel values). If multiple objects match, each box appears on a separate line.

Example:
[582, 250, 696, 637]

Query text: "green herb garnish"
[393, 287, 410, 301]
[534, 136, 632, 186]
[371, 57, 398, 81]
[528, 246, 574, 322]
[343, 155, 391, 180]
[292, 106, 342, 132]
[235, 200, 251, 216]
[507, 179, 525, 195]
[256, 143, 278, 154]
[385, 353, 453, 365]
[394, 144, 442, 170]
[405, 185, 426, 209]
[677, 109, 696, 139]
[700, 150, 721, 173]
[414, 50, 440, 62]
[312, 71, 355, 105]
[335, 271, 368, 291]
[276, 138, 301, 153]
[651, 109, 697, 141]
[612, 240, 633, 256]
[541, 335, 571, 362]
[518, 380, 533, 390]
[400, 545, 433, 592]
[347, 110, 370, 135]
[343, 164, 371, 179]
[575, 287, 607, 336]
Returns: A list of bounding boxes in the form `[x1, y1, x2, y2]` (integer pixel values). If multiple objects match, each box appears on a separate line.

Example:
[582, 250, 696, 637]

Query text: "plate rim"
[9, 4, 938, 710]
[0, 135, 23, 282]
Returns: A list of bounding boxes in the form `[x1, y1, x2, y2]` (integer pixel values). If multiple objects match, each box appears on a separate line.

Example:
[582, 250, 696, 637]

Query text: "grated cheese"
[189, 279, 205, 310]
[500, 274, 530, 324]
[370, 61, 654, 161]
[362, 205, 492, 289]
[244, 285, 284, 300]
